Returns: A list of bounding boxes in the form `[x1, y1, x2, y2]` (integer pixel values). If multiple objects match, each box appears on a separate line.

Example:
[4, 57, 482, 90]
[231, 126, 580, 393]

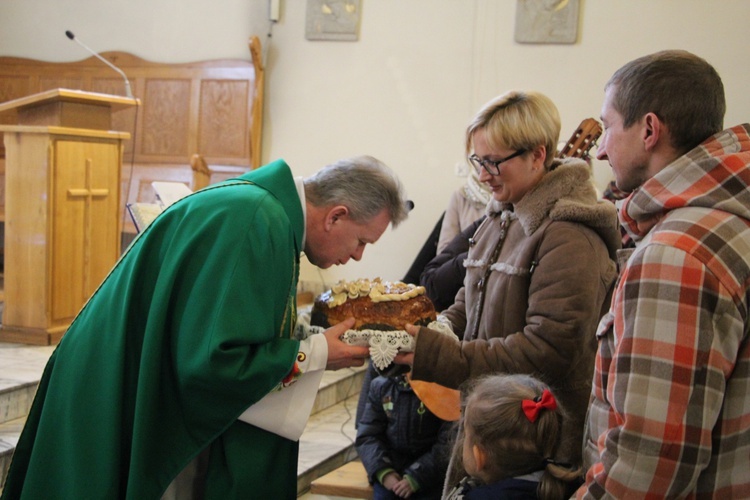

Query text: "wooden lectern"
[0, 89, 136, 345]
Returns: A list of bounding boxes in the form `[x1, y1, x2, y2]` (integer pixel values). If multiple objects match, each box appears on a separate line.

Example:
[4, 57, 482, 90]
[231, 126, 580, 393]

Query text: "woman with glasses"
[396, 90, 621, 494]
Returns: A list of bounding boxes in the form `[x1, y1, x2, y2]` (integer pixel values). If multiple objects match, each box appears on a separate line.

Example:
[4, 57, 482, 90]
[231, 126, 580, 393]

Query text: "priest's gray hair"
[304, 155, 410, 228]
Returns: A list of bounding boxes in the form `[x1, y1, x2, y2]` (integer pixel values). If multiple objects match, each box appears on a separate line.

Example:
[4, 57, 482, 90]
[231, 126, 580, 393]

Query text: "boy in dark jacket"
[356, 372, 453, 499]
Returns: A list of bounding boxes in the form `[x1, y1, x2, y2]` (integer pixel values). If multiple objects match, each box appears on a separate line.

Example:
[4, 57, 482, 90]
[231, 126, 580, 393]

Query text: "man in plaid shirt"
[578, 50, 750, 498]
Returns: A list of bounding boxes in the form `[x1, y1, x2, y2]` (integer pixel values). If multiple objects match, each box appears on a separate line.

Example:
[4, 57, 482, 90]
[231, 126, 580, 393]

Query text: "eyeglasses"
[468, 150, 526, 176]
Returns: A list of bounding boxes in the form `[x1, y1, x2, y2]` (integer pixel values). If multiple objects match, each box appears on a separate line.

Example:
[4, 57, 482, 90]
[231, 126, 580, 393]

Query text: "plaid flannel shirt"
[579, 124, 750, 498]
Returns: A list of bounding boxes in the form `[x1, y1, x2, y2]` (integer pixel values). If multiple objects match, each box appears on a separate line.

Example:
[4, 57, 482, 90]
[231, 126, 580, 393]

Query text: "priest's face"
[305, 207, 390, 269]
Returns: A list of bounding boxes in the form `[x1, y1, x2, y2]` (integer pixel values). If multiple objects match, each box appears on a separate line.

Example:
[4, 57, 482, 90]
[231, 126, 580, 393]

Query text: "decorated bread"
[310, 278, 436, 331]
[310, 278, 460, 421]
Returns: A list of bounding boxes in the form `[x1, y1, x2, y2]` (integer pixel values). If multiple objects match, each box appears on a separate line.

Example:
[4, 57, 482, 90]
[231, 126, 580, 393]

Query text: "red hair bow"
[522, 389, 557, 423]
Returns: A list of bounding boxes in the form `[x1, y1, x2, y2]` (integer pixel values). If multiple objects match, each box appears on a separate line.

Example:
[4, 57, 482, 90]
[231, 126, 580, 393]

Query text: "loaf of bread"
[310, 278, 436, 331]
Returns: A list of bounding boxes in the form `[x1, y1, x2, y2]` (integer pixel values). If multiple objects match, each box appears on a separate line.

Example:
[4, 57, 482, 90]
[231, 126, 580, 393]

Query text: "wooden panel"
[0, 75, 32, 160]
[0, 76, 31, 110]
[0, 125, 127, 344]
[90, 77, 128, 96]
[0, 37, 265, 234]
[18, 101, 112, 129]
[39, 77, 83, 93]
[0, 158, 5, 217]
[120, 162, 193, 233]
[0, 50, 262, 166]
[190, 154, 249, 191]
[131, 165, 191, 203]
[52, 139, 121, 321]
[141, 79, 191, 157]
[91, 78, 138, 156]
[199, 79, 249, 158]
[3, 132, 50, 328]
[309, 461, 374, 499]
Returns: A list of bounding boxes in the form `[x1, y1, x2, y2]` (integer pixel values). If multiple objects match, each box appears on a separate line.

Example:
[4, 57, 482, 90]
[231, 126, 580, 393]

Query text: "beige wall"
[2, 0, 749, 288]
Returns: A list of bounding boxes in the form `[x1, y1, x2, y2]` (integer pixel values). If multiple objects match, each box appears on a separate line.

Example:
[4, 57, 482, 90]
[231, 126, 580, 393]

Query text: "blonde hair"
[465, 90, 561, 169]
[461, 374, 580, 499]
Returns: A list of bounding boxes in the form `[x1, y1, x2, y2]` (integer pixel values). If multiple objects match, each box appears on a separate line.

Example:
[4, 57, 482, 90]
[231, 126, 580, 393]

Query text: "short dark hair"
[606, 50, 725, 154]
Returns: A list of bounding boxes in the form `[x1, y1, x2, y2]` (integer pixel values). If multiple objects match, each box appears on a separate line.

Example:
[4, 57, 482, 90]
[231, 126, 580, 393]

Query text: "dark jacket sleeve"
[402, 212, 444, 285]
[420, 216, 485, 312]
[403, 419, 454, 492]
[355, 378, 394, 483]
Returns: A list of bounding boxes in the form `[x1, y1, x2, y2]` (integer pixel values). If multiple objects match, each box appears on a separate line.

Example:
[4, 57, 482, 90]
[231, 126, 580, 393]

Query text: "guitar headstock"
[558, 117, 602, 160]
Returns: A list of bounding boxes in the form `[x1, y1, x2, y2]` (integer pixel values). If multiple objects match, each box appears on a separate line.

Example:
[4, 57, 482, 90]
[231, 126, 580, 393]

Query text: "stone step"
[0, 343, 55, 426]
[0, 347, 364, 425]
[311, 366, 365, 417]
[297, 393, 361, 496]
[0, 416, 24, 495]
[0, 341, 366, 496]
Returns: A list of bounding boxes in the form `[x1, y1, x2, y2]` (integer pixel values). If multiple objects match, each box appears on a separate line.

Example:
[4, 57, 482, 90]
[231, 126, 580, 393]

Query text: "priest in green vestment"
[1, 156, 410, 500]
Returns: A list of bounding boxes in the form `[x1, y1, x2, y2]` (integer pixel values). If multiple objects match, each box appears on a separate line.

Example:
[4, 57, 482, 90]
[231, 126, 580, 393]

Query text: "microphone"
[65, 30, 133, 99]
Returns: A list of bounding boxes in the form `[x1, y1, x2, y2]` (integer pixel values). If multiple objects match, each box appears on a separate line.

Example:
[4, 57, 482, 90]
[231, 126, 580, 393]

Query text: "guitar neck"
[558, 118, 602, 160]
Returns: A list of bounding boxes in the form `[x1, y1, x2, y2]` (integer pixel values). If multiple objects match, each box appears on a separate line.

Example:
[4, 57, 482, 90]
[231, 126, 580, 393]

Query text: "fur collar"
[487, 158, 619, 252]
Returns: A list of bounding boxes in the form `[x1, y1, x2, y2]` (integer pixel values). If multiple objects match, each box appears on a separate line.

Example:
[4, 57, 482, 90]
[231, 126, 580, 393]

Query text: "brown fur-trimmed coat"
[411, 158, 620, 476]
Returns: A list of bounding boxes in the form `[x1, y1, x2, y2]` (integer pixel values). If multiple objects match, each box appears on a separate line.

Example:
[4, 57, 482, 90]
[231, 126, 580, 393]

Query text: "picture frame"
[305, 0, 362, 41]
[514, 0, 580, 44]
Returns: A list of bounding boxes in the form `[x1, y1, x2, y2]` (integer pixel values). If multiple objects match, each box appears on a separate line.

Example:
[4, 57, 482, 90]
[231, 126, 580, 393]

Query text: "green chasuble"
[2, 160, 306, 499]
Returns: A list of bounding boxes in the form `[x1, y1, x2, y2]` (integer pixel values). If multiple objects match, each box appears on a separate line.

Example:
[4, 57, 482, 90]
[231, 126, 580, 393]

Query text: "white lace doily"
[340, 329, 414, 370]
[296, 309, 457, 371]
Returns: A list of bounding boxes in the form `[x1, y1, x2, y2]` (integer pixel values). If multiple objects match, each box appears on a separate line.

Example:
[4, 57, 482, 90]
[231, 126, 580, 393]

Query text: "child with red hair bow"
[445, 374, 582, 500]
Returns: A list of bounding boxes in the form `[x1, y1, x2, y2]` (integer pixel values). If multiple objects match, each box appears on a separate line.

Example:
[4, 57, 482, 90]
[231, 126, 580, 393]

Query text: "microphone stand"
[65, 30, 134, 99]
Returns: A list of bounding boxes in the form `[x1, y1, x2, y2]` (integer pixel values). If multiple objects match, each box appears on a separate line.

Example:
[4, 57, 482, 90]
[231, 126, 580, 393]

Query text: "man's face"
[305, 208, 391, 269]
[597, 86, 650, 193]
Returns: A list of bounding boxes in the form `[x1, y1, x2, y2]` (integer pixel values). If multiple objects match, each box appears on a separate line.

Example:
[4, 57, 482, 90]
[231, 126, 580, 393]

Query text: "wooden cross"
[67, 158, 110, 293]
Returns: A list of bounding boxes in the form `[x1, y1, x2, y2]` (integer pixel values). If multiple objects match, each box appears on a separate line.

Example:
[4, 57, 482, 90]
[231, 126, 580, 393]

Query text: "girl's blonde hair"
[461, 374, 581, 499]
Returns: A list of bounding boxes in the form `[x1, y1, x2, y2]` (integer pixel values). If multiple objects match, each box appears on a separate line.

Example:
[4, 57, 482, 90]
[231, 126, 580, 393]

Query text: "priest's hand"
[323, 318, 370, 370]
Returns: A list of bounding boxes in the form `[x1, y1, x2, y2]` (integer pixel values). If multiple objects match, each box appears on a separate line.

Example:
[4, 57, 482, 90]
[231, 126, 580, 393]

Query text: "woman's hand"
[393, 324, 419, 367]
